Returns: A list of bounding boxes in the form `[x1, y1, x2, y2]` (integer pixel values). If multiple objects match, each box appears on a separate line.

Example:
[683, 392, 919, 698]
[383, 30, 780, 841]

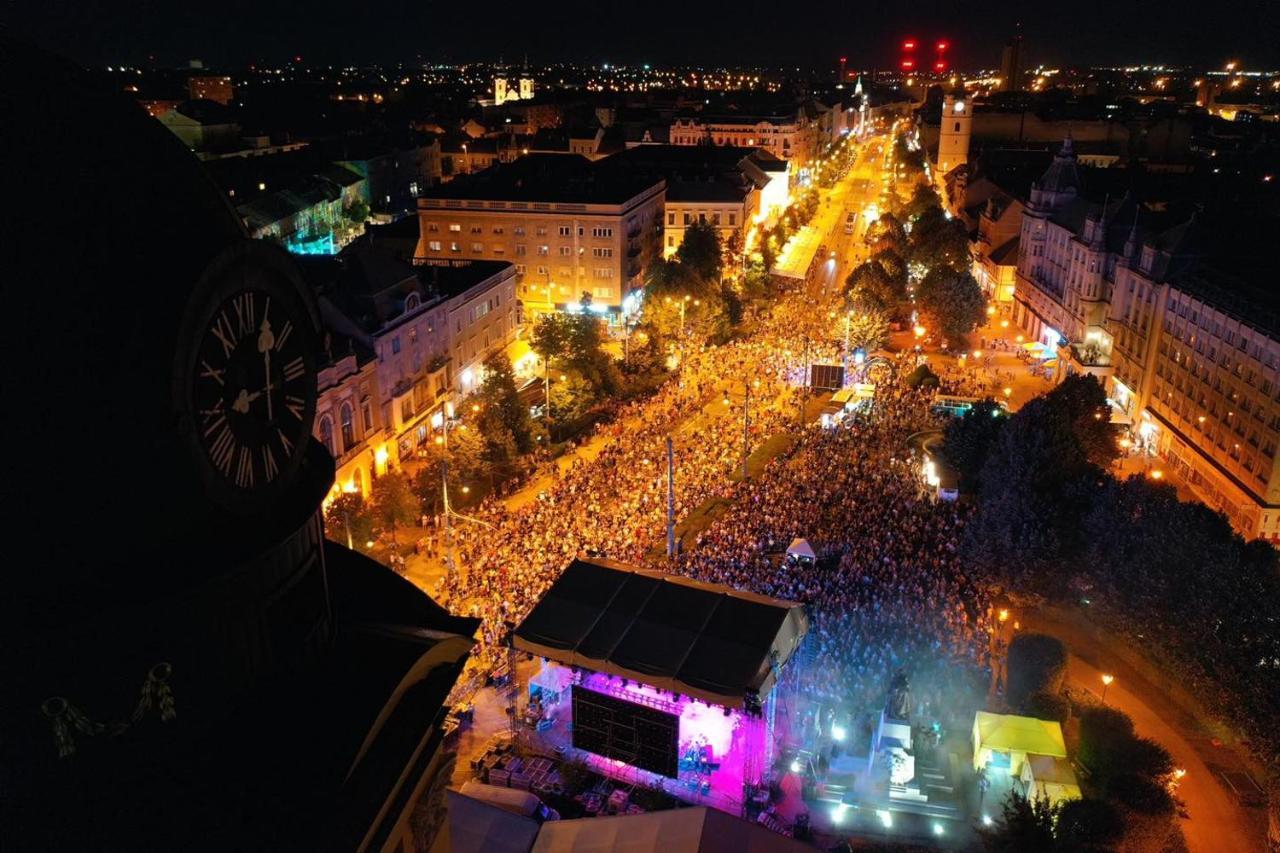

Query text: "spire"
[1123, 211, 1142, 260]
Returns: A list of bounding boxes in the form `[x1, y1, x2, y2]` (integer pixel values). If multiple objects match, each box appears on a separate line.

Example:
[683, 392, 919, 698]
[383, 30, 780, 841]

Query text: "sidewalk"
[1023, 606, 1268, 853]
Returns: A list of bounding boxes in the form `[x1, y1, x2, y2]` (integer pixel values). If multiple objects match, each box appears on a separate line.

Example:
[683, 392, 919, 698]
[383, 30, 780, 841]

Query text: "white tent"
[785, 539, 816, 561]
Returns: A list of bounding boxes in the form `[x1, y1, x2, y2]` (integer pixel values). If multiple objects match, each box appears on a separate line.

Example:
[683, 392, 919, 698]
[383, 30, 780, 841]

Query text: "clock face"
[190, 287, 314, 493]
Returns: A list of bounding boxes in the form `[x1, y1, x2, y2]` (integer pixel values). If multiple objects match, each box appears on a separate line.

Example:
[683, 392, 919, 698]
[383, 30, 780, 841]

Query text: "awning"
[512, 557, 808, 709]
[786, 538, 816, 560]
[973, 711, 1067, 757]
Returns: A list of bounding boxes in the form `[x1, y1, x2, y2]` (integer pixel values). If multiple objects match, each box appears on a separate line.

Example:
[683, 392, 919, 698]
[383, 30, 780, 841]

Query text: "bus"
[931, 394, 1008, 418]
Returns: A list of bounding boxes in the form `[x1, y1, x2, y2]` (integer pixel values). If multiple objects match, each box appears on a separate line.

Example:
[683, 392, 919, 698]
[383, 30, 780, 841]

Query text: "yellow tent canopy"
[973, 711, 1067, 757]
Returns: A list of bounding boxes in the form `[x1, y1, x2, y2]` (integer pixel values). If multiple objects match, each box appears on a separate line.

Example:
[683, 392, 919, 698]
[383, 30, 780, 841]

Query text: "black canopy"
[513, 557, 807, 710]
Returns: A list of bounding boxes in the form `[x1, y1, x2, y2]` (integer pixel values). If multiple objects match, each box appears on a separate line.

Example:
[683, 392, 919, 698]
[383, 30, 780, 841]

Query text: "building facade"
[669, 108, 820, 175]
[1010, 137, 1280, 540]
[934, 92, 972, 193]
[415, 155, 664, 319]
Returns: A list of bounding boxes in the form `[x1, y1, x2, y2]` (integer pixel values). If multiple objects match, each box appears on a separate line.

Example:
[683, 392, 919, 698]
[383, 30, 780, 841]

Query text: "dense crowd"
[436, 291, 998, 752]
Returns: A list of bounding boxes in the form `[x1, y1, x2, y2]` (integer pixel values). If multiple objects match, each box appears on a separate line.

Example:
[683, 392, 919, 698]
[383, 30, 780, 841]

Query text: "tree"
[870, 248, 908, 292]
[865, 212, 907, 256]
[1022, 691, 1071, 724]
[478, 352, 533, 453]
[675, 220, 723, 284]
[916, 265, 986, 344]
[981, 791, 1058, 852]
[904, 364, 940, 388]
[845, 260, 903, 314]
[1006, 633, 1068, 709]
[909, 204, 971, 272]
[1077, 706, 1137, 785]
[563, 312, 620, 396]
[844, 310, 891, 352]
[369, 470, 418, 545]
[903, 184, 939, 220]
[530, 312, 568, 366]
[343, 198, 370, 224]
[1042, 374, 1119, 468]
[324, 490, 375, 547]
[940, 400, 1008, 493]
[411, 454, 446, 515]
[1055, 798, 1125, 849]
[547, 370, 595, 424]
[963, 397, 1100, 586]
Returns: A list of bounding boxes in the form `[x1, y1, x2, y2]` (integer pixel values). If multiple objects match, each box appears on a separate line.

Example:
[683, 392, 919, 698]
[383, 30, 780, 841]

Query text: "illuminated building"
[970, 192, 1023, 306]
[1012, 136, 1280, 540]
[301, 241, 518, 477]
[606, 145, 786, 259]
[933, 90, 972, 201]
[158, 98, 241, 151]
[416, 154, 664, 319]
[669, 107, 820, 175]
[493, 75, 535, 105]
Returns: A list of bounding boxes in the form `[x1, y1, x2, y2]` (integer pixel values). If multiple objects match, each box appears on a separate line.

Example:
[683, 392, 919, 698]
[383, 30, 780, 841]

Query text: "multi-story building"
[415, 154, 664, 320]
[970, 192, 1023, 307]
[604, 145, 786, 260]
[669, 107, 820, 176]
[1011, 136, 1280, 541]
[933, 91, 972, 201]
[302, 240, 519, 486]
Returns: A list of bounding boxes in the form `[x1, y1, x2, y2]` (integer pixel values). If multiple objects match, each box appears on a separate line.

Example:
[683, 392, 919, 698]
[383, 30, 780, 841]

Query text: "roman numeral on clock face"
[232, 291, 256, 337]
[210, 312, 236, 358]
[283, 356, 306, 382]
[277, 428, 294, 455]
[200, 360, 225, 386]
[262, 445, 279, 482]
[275, 320, 293, 352]
[284, 394, 305, 421]
[209, 425, 236, 475]
[235, 447, 254, 488]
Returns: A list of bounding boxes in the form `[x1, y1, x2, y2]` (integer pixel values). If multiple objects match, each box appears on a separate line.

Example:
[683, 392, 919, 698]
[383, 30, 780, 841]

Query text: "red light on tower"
[935, 61, 947, 71]
[903, 40, 916, 51]
[933, 37, 951, 73]
[936, 40, 949, 52]
[901, 59, 915, 71]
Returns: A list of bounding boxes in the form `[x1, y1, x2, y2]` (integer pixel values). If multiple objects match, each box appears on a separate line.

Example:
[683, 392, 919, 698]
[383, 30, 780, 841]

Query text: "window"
[470, 226, 482, 234]
[667, 212, 675, 225]
[537, 245, 549, 256]
[591, 227, 613, 238]
[427, 223, 439, 232]
[492, 226, 505, 234]
[515, 264, 527, 275]
[319, 416, 335, 455]
[593, 268, 613, 279]
[405, 293, 420, 312]
[592, 247, 613, 257]
[592, 287, 612, 298]
[536, 265, 548, 275]
[514, 226, 526, 236]
[361, 399, 374, 433]
[471, 242, 484, 252]
[515, 244, 526, 255]
[450, 242, 460, 252]
[558, 225, 572, 236]
[492, 244, 505, 254]
[340, 402, 355, 448]
[683, 213, 691, 225]
[448, 224, 461, 232]
[536, 226, 548, 236]
[559, 246, 572, 256]
[713, 212, 721, 225]
[391, 336, 401, 355]
[668, 236, 675, 247]
[427, 240, 442, 251]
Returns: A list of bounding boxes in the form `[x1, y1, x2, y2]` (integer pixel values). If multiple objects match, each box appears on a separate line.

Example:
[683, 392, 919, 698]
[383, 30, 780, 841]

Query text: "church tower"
[494, 77, 509, 104]
[936, 90, 971, 178]
[519, 77, 534, 100]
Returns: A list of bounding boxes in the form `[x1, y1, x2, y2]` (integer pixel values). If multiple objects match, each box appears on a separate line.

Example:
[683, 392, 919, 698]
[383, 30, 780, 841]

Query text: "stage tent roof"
[973, 711, 1068, 758]
[512, 557, 808, 710]
[532, 805, 813, 853]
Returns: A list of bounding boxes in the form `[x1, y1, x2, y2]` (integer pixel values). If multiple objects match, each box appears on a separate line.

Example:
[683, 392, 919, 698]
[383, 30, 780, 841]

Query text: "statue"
[886, 670, 912, 721]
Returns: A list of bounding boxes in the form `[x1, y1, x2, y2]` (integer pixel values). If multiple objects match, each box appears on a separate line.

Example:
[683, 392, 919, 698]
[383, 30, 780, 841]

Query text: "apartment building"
[669, 107, 820, 175]
[301, 240, 518, 493]
[415, 154, 665, 319]
[1010, 136, 1280, 540]
[603, 145, 787, 259]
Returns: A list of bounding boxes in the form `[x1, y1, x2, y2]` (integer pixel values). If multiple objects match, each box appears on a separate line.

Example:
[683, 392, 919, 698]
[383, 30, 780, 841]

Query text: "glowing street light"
[998, 608, 1010, 623]
[1003, 387, 1013, 399]
[1150, 469, 1164, 480]
[1101, 673, 1115, 703]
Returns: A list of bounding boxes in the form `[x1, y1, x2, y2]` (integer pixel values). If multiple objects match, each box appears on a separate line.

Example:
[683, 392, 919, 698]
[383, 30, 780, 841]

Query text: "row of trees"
[943, 374, 1280, 769]
[844, 180, 986, 347]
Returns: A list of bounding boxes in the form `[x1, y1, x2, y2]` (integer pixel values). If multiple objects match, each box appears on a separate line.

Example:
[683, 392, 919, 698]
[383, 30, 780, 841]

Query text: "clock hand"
[232, 388, 263, 414]
[263, 349, 273, 421]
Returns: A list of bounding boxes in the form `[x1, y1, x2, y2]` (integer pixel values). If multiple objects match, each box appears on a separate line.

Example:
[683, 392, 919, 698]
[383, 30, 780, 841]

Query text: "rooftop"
[421, 153, 663, 206]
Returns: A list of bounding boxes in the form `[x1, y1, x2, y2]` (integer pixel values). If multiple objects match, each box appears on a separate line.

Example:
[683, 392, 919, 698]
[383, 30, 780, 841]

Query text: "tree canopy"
[915, 265, 986, 344]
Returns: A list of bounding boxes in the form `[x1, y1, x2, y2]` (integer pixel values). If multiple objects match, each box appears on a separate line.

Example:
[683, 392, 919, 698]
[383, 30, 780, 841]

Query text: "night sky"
[11, 0, 1280, 70]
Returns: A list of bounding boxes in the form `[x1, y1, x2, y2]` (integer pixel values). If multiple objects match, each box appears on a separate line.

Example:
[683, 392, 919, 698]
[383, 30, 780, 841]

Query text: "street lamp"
[1100, 673, 1114, 703]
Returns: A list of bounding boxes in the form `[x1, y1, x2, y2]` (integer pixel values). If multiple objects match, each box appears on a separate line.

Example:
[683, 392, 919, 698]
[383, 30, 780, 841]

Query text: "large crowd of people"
[433, 286, 999, 762]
